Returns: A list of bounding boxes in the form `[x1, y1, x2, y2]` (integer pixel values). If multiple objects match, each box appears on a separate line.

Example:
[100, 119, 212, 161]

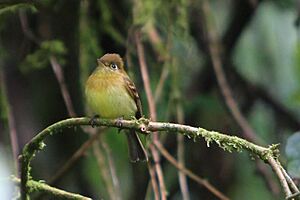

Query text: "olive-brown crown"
[97, 53, 124, 70]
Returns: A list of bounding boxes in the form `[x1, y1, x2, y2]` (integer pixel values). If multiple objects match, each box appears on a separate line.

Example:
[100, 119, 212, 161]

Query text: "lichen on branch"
[20, 117, 296, 200]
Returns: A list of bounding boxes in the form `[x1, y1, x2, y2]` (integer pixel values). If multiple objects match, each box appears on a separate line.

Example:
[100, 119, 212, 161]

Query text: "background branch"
[135, 30, 167, 200]
[200, 0, 283, 195]
[155, 141, 229, 200]
[0, 69, 19, 174]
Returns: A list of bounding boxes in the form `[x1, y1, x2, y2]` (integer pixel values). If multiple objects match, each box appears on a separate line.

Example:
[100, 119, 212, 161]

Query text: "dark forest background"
[1, 0, 300, 199]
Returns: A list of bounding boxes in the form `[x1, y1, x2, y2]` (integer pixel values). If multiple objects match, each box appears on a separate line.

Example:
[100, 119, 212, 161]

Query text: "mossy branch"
[12, 176, 91, 200]
[20, 117, 299, 200]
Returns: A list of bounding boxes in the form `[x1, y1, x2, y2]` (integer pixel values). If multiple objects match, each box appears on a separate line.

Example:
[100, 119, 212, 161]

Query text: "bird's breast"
[85, 72, 137, 119]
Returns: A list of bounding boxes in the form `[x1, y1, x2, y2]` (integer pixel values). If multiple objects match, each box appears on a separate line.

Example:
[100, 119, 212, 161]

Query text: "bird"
[85, 53, 148, 162]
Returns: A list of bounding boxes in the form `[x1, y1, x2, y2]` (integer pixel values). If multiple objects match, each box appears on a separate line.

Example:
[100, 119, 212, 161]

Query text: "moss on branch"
[12, 176, 91, 200]
[20, 117, 284, 199]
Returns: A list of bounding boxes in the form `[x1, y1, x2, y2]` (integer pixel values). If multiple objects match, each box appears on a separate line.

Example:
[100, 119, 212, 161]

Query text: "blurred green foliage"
[21, 40, 67, 73]
[0, 3, 36, 16]
[0, 0, 300, 199]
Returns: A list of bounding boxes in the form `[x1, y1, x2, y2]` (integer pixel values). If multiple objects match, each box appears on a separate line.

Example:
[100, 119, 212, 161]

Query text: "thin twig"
[267, 157, 292, 197]
[19, 10, 40, 45]
[154, 65, 169, 103]
[0, 69, 19, 174]
[176, 105, 190, 200]
[19, 11, 76, 117]
[48, 130, 101, 185]
[147, 161, 160, 200]
[100, 136, 122, 200]
[93, 139, 116, 200]
[135, 30, 167, 200]
[49, 56, 76, 117]
[255, 160, 280, 194]
[150, 144, 167, 199]
[146, 25, 170, 104]
[126, 26, 160, 200]
[154, 141, 229, 200]
[171, 55, 190, 200]
[135, 31, 157, 122]
[287, 192, 300, 200]
[280, 164, 300, 198]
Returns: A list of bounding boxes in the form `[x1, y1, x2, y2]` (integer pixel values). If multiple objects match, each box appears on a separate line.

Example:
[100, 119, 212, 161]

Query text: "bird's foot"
[89, 115, 99, 128]
[117, 116, 124, 133]
[130, 116, 137, 120]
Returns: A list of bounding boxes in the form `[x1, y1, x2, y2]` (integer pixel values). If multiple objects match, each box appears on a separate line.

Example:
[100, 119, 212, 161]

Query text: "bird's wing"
[123, 76, 143, 118]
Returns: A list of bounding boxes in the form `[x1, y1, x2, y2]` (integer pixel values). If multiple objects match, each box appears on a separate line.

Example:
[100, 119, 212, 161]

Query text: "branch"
[19, 11, 76, 117]
[200, 1, 283, 195]
[201, 0, 261, 144]
[0, 69, 19, 174]
[20, 117, 294, 199]
[135, 31, 167, 200]
[93, 139, 116, 199]
[155, 141, 229, 200]
[12, 176, 91, 200]
[48, 130, 101, 185]
[99, 136, 122, 200]
[49, 56, 76, 117]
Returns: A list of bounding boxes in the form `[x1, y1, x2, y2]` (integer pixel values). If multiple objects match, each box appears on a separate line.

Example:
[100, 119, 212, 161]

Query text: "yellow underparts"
[85, 68, 137, 119]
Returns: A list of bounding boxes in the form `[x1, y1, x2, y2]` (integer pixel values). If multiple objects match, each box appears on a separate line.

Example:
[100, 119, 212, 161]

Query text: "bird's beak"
[97, 58, 102, 65]
[97, 58, 105, 68]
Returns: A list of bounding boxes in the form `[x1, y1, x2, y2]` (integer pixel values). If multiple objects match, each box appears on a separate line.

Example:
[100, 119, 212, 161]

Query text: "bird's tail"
[126, 130, 148, 162]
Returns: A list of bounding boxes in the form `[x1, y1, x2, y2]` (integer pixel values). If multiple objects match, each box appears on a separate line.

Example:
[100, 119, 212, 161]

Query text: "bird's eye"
[110, 63, 118, 70]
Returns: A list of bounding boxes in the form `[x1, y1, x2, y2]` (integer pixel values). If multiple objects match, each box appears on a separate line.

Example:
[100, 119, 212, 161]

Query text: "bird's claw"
[116, 116, 124, 133]
[89, 115, 99, 128]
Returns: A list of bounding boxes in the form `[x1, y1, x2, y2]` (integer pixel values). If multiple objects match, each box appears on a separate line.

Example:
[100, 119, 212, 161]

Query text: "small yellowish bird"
[85, 53, 147, 162]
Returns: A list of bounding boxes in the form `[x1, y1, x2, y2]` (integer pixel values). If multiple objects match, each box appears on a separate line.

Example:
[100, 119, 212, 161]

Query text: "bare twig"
[19, 10, 40, 44]
[48, 130, 101, 185]
[135, 31, 157, 122]
[154, 141, 229, 200]
[267, 157, 292, 197]
[93, 139, 116, 200]
[19, 11, 76, 117]
[280, 164, 300, 196]
[49, 56, 76, 117]
[154, 65, 169, 103]
[100, 136, 122, 200]
[176, 105, 190, 200]
[255, 161, 280, 194]
[0, 69, 19, 174]
[287, 192, 300, 200]
[135, 31, 167, 200]
[171, 55, 190, 200]
[147, 161, 160, 200]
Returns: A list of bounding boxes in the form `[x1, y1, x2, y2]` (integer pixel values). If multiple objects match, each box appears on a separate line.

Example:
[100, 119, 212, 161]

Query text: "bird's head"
[96, 53, 125, 72]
